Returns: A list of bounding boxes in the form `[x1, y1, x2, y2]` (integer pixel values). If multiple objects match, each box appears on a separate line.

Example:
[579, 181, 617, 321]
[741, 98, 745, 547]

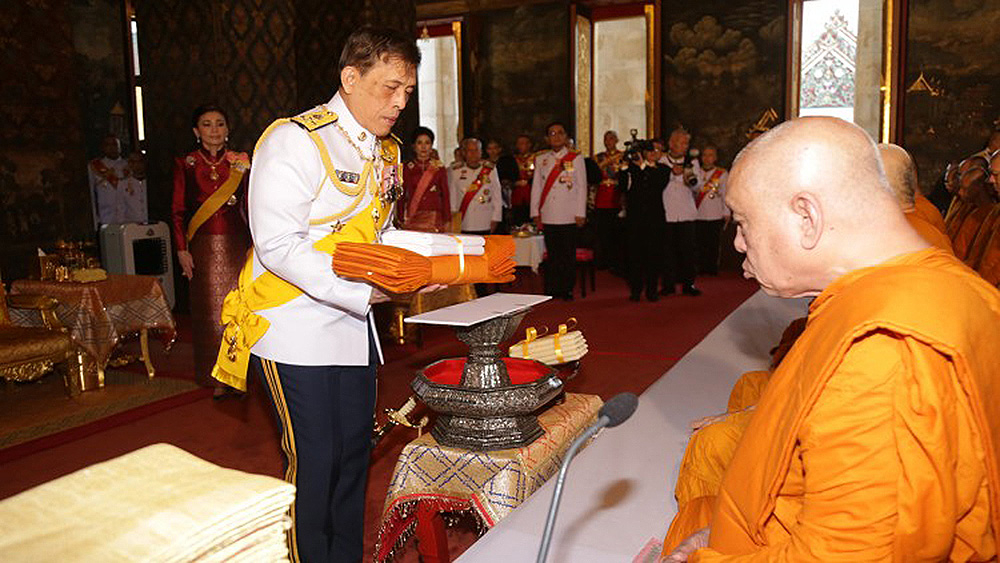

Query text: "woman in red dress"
[400, 126, 451, 232]
[171, 104, 250, 391]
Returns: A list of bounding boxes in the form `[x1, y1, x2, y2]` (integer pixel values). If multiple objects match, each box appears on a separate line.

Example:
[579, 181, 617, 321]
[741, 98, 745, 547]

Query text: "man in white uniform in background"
[88, 133, 130, 228]
[531, 121, 586, 300]
[449, 137, 501, 235]
[661, 128, 702, 296]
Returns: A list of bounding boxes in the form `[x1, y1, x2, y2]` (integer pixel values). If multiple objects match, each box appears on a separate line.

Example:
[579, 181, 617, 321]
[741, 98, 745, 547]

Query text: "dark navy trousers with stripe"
[252, 343, 376, 563]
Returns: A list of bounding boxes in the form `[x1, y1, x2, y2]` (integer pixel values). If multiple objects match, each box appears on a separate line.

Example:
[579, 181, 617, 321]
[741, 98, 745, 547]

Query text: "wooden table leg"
[140, 328, 155, 378]
[415, 502, 450, 563]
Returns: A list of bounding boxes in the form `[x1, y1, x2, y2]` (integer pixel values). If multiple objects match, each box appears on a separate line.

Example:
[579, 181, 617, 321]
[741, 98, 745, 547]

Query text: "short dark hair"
[339, 27, 421, 77]
[191, 104, 229, 128]
[411, 126, 435, 145]
[546, 121, 567, 135]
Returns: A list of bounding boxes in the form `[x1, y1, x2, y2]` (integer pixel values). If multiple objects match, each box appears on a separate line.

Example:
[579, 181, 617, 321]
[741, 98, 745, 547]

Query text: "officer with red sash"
[449, 137, 501, 235]
[531, 122, 587, 300]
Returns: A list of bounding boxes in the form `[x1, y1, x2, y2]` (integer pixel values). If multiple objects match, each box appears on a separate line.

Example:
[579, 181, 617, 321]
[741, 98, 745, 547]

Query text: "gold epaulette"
[290, 106, 339, 131]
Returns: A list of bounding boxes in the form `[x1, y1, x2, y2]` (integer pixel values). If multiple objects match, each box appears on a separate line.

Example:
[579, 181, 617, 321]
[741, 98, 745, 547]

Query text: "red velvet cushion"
[424, 357, 551, 386]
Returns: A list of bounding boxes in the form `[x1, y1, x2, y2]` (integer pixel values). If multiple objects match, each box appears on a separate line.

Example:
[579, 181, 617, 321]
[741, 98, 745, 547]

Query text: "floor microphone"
[536, 392, 639, 563]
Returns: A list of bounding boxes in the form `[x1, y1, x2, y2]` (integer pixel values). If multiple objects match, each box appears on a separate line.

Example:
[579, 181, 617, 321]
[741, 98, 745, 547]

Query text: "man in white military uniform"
[694, 144, 729, 275]
[660, 128, 702, 296]
[221, 28, 419, 563]
[449, 137, 501, 234]
[531, 121, 586, 300]
[88, 134, 131, 228]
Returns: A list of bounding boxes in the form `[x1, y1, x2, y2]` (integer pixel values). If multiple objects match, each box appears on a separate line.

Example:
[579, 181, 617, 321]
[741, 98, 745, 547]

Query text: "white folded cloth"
[381, 230, 485, 256]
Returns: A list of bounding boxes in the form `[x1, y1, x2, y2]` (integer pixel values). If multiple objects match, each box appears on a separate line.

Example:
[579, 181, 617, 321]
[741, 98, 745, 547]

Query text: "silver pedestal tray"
[405, 293, 562, 451]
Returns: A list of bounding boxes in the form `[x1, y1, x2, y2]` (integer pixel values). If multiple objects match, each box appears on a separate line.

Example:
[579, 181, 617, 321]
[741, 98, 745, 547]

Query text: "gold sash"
[185, 161, 247, 243]
[211, 123, 398, 391]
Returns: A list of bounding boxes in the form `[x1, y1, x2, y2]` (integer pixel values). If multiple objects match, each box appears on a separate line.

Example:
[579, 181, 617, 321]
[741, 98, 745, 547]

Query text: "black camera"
[682, 148, 700, 187]
[623, 129, 654, 165]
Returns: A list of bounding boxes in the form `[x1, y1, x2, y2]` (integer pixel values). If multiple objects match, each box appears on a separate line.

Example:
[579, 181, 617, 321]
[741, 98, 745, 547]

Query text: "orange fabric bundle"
[332, 235, 516, 293]
[428, 235, 515, 284]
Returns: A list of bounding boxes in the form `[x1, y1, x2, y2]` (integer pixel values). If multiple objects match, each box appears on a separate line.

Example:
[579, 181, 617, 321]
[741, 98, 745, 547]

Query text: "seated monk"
[878, 143, 954, 253]
[662, 316, 807, 556]
[951, 165, 995, 261]
[914, 191, 947, 233]
[973, 154, 1000, 285]
[665, 117, 1000, 562]
[945, 156, 988, 238]
[966, 152, 1000, 269]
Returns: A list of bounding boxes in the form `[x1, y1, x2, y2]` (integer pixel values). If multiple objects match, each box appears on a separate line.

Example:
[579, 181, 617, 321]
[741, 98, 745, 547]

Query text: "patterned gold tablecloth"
[8, 275, 176, 367]
[375, 392, 602, 561]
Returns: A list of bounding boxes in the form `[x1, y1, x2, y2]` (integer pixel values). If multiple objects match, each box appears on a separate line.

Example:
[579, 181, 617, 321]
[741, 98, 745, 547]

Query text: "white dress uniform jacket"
[248, 92, 385, 366]
[695, 167, 729, 221]
[89, 156, 129, 228]
[116, 176, 149, 223]
[661, 154, 701, 222]
[449, 163, 502, 232]
[529, 148, 587, 225]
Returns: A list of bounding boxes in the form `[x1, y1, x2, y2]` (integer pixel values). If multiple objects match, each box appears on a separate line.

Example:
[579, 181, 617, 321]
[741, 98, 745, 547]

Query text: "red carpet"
[0, 270, 757, 561]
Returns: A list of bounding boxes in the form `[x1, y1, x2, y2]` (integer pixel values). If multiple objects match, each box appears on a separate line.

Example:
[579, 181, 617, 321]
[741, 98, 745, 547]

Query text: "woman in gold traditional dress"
[171, 105, 250, 393]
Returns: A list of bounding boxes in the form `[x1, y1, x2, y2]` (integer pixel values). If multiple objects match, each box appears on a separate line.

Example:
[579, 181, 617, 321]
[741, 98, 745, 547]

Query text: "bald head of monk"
[878, 143, 918, 211]
[725, 117, 928, 299]
[959, 166, 991, 206]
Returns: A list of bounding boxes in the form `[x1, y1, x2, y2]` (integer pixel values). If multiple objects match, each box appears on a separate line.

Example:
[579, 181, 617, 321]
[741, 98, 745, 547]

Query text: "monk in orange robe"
[973, 154, 1000, 283]
[951, 166, 995, 260]
[914, 193, 947, 232]
[662, 317, 807, 556]
[878, 143, 953, 253]
[665, 117, 1000, 562]
[945, 157, 989, 238]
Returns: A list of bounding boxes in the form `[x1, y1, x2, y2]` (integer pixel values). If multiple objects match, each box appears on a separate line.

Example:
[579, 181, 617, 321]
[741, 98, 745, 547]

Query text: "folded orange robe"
[964, 204, 1000, 268]
[332, 235, 515, 293]
[914, 193, 947, 233]
[952, 205, 993, 261]
[692, 248, 1000, 562]
[905, 210, 954, 253]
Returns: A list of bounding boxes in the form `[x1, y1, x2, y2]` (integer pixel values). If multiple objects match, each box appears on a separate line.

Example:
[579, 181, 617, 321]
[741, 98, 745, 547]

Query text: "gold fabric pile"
[0, 443, 295, 562]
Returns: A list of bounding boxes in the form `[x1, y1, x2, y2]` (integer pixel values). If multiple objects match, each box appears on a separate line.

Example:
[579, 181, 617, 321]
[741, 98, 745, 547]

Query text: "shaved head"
[726, 117, 928, 298]
[878, 143, 918, 209]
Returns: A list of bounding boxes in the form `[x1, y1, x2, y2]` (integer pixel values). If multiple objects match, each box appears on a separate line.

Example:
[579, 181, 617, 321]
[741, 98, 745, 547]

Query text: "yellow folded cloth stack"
[70, 267, 108, 282]
[509, 322, 588, 365]
[0, 443, 296, 562]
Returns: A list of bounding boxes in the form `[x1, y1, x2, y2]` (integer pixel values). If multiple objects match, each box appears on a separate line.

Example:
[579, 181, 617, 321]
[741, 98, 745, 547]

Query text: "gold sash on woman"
[211, 121, 398, 391]
[186, 159, 247, 243]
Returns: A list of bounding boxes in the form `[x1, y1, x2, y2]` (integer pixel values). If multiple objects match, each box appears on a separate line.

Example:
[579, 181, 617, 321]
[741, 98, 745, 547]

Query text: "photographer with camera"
[659, 128, 702, 297]
[618, 136, 669, 302]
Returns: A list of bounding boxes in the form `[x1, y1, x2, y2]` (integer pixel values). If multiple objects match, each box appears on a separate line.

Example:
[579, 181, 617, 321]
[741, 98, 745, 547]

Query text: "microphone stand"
[535, 415, 608, 563]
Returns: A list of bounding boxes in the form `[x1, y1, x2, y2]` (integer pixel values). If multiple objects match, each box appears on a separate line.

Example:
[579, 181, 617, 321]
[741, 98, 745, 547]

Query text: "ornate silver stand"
[411, 308, 563, 451]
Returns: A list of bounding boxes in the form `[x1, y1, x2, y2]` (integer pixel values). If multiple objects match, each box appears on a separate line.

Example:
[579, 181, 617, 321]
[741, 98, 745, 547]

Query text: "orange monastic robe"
[976, 227, 1000, 286]
[693, 248, 1000, 562]
[964, 204, 1000, 268]
[905, 210, 954, 253]
[953, 205, 993, 261]
[944, 198, 968, 235]
[914, 193, 947, 233]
